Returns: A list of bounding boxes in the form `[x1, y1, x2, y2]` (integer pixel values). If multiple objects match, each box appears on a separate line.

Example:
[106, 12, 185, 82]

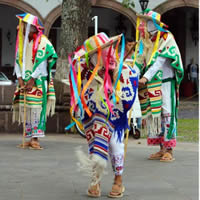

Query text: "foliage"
[177, 119, 199, 143]
[140, 119, 198, 143]
[122, 0, 135, 9]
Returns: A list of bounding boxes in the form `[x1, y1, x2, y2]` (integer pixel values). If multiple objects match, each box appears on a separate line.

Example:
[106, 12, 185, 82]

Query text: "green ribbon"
[167, 78, 176, 139]
[85, 52, 89, 67]
[38, 76, 47, 131]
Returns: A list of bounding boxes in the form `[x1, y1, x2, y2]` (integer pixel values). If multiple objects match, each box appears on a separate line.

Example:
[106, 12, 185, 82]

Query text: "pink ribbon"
[103, 45, 114, 114]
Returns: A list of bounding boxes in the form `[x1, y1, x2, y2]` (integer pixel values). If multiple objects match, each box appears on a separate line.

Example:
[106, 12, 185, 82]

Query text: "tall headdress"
[133, 9, 168, 67]
[15, 13, 44, 79]
[66, 32, 125, 131]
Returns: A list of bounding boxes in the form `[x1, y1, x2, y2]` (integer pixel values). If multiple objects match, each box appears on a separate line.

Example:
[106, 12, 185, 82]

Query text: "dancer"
[69, 32, 138, 197]
[133, 9, 184, 162]
[13, 13, 57, 149]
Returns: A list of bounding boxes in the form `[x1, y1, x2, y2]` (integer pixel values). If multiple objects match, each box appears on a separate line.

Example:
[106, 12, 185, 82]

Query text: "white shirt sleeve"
[133, 64, 141, 77]
[15, 63, 22, 78]
[143, 56, 166, 81]
[31, 60, 48, 79]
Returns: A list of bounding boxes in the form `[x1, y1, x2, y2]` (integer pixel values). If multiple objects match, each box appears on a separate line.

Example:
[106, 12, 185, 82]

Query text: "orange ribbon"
[81, 36, 102, 117]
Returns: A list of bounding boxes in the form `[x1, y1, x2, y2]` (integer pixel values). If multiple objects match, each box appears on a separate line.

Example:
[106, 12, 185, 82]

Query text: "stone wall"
[0, 85, 71, 134]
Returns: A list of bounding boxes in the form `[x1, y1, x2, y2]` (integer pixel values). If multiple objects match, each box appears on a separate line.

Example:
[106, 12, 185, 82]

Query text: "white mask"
[147, 20, 157, 35]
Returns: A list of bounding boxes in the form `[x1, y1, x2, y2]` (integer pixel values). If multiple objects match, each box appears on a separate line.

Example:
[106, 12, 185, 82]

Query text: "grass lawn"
[177, 119, 199, 143]
[71, 119, 199, 143]
[139, 119, 199, 143]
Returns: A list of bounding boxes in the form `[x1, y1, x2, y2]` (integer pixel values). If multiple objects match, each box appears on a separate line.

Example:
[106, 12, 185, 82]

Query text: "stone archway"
[154, 0, 199, 66]
[44, 5, 61, 36]
[44, 0, 137, 36]
[93, 0, 137, 26]
[0, 0, 44, 23]
[0, 0, 44, 78]
[154, 0, 199, 14]
[155, 0, 199, 97]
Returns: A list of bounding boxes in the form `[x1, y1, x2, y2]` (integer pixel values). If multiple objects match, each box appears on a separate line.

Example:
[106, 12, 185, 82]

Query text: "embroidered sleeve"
[143, 56, 166, 81]
[15, 63, 22, 78]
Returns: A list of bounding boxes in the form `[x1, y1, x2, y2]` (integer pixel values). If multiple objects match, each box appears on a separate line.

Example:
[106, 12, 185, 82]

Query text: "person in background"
[13, 13, 57, 149]
[187, 58, 199, 93]
[133, 9, 184, 162]
[124, 38, 136, 59]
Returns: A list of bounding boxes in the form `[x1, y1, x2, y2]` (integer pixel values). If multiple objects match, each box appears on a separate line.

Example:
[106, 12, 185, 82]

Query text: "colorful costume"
[13, 13, 57, 138]
[125, 57, 142, 131]
[68, 32, 138, 196]
[133, 10, 184, 151]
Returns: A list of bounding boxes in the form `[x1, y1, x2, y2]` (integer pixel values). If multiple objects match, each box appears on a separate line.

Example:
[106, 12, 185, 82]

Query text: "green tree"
[122, 0, 135, 9]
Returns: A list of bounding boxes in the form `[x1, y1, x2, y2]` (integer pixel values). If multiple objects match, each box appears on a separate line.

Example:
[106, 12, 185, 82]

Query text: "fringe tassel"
[146, 115, 161, 137]
[46, 99, 56, 117]
[12, 105, 21, 124]
[75, 146, 107, 186]
[12, 105, 42, 125]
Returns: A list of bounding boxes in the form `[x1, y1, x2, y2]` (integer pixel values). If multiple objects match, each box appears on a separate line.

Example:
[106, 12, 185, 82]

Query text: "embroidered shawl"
[13, 35, 58, 131]
[137, 32, 184, 138]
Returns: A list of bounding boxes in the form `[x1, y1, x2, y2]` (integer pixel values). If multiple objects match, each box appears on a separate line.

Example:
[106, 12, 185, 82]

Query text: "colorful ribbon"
[152, 12, 168, 33]
[113, 34, 125, 105]
[139, 40, 144, 55]
[147, 27, 161, 66]
[81, 36, 102, 117]
[132, 17, 140, 68]
[18, 19, 23, 68]
[68, 55, 83, 114]
[115, 37, 121, 62]
[77, 57, 81, 95]
[104, 45, 114, 114]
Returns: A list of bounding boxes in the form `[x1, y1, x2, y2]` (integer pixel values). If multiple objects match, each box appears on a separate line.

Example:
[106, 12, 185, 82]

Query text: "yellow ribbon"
[147, 27, 162, 66]
[131, 17, 140, 68]
[77, 57, 81, 95]
[115, 37, 121, 62]
[18, 19, 23, 68]
[116, 80, 120, 103]
[70, 103, 83, 131]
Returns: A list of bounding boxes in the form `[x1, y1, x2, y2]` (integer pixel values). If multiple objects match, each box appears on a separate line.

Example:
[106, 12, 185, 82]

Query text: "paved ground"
[0, 134, 198, 200]
[178, 97, 199, 119]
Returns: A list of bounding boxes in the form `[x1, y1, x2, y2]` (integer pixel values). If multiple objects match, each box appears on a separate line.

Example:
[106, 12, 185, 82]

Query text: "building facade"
[0, 0, 199, 73]
[0, 0, 199, 133]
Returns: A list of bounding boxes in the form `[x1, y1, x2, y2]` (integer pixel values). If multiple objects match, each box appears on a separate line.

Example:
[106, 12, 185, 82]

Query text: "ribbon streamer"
[81, 36, 102, 117]
[152, 12, 168, 33]
[113, 34, 125, 105]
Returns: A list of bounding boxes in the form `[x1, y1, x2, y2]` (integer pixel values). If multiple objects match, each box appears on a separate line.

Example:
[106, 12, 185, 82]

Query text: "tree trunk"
[55, 0, 91, 105]
[60, 0, 91, 55]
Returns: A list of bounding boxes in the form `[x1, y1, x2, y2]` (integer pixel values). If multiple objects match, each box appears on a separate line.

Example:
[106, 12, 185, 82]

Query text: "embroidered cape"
[13, 35, 58, 131]
[137, 32, 184, 138]
[79, 60, 138, 160]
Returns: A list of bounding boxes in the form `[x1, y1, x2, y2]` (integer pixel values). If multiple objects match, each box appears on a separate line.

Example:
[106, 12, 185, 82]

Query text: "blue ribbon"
[113, 34, 125, 105]
[139, 40, 144, 55]
[65, 63, 84, 131]
[65, 121, 76, 130]
[69, 61, 83, 115]
[152, 12, 168, 33]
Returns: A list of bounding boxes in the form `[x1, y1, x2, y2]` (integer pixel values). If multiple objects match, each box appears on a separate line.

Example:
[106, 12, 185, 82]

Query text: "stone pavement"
[0, 134, 198, 200]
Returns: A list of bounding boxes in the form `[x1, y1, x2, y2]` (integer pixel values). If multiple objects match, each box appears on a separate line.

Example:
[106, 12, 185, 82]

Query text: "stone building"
[0, 0, 198, 133]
